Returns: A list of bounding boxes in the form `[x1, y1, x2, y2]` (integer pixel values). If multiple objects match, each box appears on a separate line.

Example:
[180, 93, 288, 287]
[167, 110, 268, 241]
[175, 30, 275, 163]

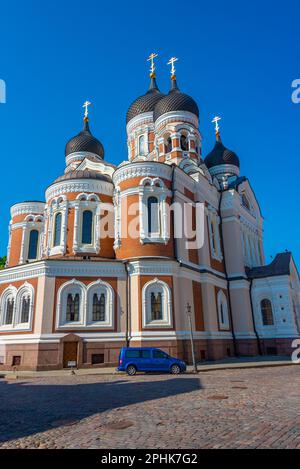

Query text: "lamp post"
[186, 302, 198, 373]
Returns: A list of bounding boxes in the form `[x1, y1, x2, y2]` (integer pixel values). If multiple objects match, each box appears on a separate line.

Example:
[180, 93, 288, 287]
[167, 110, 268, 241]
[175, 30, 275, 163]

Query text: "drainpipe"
[218, 189, 238, 356]
[249, 278, 262, 355]
[123, 261, 131, 347]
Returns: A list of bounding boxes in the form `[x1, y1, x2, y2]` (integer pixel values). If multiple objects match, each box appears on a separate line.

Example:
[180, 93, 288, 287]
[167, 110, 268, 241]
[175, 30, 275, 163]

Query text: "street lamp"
[186, 302, 198, 373]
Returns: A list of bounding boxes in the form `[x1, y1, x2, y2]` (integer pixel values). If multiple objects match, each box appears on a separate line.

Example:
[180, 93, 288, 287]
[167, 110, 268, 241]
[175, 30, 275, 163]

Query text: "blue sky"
[0, 0, 299, 266]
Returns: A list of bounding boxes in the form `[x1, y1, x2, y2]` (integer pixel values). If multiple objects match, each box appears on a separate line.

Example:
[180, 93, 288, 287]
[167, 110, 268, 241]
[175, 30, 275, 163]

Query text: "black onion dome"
[153, 78, 199, 122]
[204, 139, 240, 169]
[126, 76, 165, 124]
[65, 119, 104, 159]
[54, 169, 112, 183]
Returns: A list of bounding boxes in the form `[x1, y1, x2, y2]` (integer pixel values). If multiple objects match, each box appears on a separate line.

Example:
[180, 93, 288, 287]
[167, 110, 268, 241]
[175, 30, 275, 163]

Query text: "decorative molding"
[113, 162, 172, 186]
[45, 179, 113, 202]
[11, 202, 45, 218]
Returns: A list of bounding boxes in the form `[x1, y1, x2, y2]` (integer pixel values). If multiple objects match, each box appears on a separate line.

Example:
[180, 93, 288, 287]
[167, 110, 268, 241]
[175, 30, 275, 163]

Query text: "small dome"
[126, 76, 165, 124]
[65, 119, 104, 159]
[204, 140, 240, 169]
[153, 78, 199, 122]
[54, 169, 111, 183]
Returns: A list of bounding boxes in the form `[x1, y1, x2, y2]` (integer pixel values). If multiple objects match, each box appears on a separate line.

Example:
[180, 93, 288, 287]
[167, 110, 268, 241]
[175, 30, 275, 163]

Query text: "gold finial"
[167, 56, 178, 79]
[147, 52, 158, 78]
[212, 116, 221, 140]
[82, 100, 91, 120]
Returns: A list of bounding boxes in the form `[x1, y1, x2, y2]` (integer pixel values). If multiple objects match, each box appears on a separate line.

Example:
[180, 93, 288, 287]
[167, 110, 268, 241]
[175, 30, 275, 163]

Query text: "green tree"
[0, 256, 7, 269]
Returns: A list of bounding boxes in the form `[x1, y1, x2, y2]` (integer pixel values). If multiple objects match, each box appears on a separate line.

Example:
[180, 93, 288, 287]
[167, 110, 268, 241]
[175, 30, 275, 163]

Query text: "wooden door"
[63, 342, 78, 368]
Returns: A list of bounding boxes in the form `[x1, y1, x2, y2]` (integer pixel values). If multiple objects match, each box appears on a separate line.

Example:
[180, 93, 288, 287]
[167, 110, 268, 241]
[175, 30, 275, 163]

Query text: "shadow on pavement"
[0, 376, 201, 443]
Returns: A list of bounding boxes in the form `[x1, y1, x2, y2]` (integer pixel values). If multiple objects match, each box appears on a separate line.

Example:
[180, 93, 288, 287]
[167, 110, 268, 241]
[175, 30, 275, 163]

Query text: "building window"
[82, 210, 93, 244]
[147, 196, 160, 235]
[20, 297, 30, 323]
[165, 136, 172, 153]
[92, 293, 106, 322]
[138, 135, 146, 156]
[151, 292, 163, 321]
[142, 279, 172, 328]
[53, 212, 62, 247]
[66, 293, 80, 322]
[5, 298, 14, 325]
[28, 229, 39, 260]
[180, 135, 189, 151]
[242, 194, 251, 210]
[217, 290, 229, 329]
[260, 299, 274, 326]
[208, 210, 222, 261]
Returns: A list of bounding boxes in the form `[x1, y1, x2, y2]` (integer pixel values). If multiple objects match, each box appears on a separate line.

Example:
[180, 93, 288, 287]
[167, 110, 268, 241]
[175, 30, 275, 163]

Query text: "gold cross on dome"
[82, 100, 91, 118]
[147, 52, 158, 75]
[167, 57, 178, 77]
[212, 116, 221, 134]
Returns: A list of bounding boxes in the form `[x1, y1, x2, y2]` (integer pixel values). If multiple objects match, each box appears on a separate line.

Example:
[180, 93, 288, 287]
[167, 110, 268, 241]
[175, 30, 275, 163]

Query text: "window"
[82, 210, 93, 244]
[165, 136, 172, 153]
[142, 279, 172, 328]
[180, 135, 189, 151]
[261, 299, 274, 326]
[242, 194, 250, 210]
[5, 298, 14, 325]
[20, 297, 30, 323]
[141, 350, 151, 358]
[147, 196, 160, 235]
[217, 290, 229, 329]
[125, 350, 141, 358]
[151, 292, 163, 321]
[210, 222, 216, 252]
[53, 212, 62, 247]
[92, 293, 106, 322]
[28, 230, 39, 260]
[66, 293, 80, 322]
[92, 354, 104, 364]
[138, 135, 146, 156]
[153, 350, 168, 359]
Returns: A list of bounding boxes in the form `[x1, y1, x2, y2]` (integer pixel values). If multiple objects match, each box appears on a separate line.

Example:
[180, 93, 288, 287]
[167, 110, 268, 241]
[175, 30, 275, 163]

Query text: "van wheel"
[171, 364, 181, 375]
[126, 365, 137, 376]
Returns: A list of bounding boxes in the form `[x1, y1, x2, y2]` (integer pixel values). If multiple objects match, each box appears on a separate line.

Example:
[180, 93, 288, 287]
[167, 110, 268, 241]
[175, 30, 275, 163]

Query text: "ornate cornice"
[10, 202, 46, 218]
[113, 161, 172, 186]
[45, 179, 113, 202]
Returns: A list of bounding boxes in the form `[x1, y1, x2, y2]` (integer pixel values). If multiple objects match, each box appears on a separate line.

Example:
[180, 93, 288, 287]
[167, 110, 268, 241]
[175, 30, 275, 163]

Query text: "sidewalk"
[0, 356, 296, 379]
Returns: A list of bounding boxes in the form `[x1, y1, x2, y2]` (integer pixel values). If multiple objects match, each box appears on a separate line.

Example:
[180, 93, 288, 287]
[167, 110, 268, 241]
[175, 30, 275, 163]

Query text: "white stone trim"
[113, 161, 172, 186]
[0, 282, 34, 332]
[10, 202, 45, 218]
[142, 278, 173, 328]
[45, 179, 113, 201]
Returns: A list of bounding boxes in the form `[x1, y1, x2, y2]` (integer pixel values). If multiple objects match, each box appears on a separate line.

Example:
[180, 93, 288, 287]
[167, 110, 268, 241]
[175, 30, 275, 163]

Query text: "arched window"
[210, 222, 216, 252]
[53, 212, 62, 247]
[66, 293, 80, 322]
[180, 135, 189, 151]
[147, 197, 160, 235]
[242, 194, 250, 210]
[28, 230, 39, 260]
[142, 279, 172, 327]
[82, 210, 93, 244]
[21, 297, 30, 323]
[138, 135, 146, 156]
[217, 290, 229, 329]
[165, 136, 172, 153]
[151, 292, 162, 321]
[92, 293, 106, 322]
[5, 298, 14, 325]
[260, 299, 274, 326]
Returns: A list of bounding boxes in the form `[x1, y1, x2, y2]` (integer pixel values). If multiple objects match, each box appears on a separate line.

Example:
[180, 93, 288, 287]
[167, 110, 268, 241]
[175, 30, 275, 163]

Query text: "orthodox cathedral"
[0, 55, 299, 370]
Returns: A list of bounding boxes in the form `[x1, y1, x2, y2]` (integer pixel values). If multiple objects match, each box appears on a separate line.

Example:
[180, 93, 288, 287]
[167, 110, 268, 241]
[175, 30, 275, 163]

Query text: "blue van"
[117, 347, 186, 375]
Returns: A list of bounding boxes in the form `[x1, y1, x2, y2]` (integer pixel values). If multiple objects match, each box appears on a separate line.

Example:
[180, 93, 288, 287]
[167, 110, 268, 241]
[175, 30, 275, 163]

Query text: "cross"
[167, 57, 178, 76]
[82, 100, 91, 118]
[147, 52, 158, 75]
[212, 116, 221, 134]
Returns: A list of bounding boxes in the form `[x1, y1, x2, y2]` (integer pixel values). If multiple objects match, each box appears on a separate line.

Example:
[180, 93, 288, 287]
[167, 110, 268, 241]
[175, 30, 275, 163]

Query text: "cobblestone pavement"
[0, 366, 299, 449]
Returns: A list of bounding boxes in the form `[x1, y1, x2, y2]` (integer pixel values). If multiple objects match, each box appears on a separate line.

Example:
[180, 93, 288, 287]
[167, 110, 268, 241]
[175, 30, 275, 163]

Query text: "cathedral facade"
[0, 58, 299, 370]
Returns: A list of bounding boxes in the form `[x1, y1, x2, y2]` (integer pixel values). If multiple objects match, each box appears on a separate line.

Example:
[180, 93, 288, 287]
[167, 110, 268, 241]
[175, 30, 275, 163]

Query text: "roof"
[204, 140, 240, 169]
[65, 119, 104, 159]
[54, 169, 112, 183]
[247, 252, 292, 279]
[126, 76, 165, 124]
[153, 78, 199, 122]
